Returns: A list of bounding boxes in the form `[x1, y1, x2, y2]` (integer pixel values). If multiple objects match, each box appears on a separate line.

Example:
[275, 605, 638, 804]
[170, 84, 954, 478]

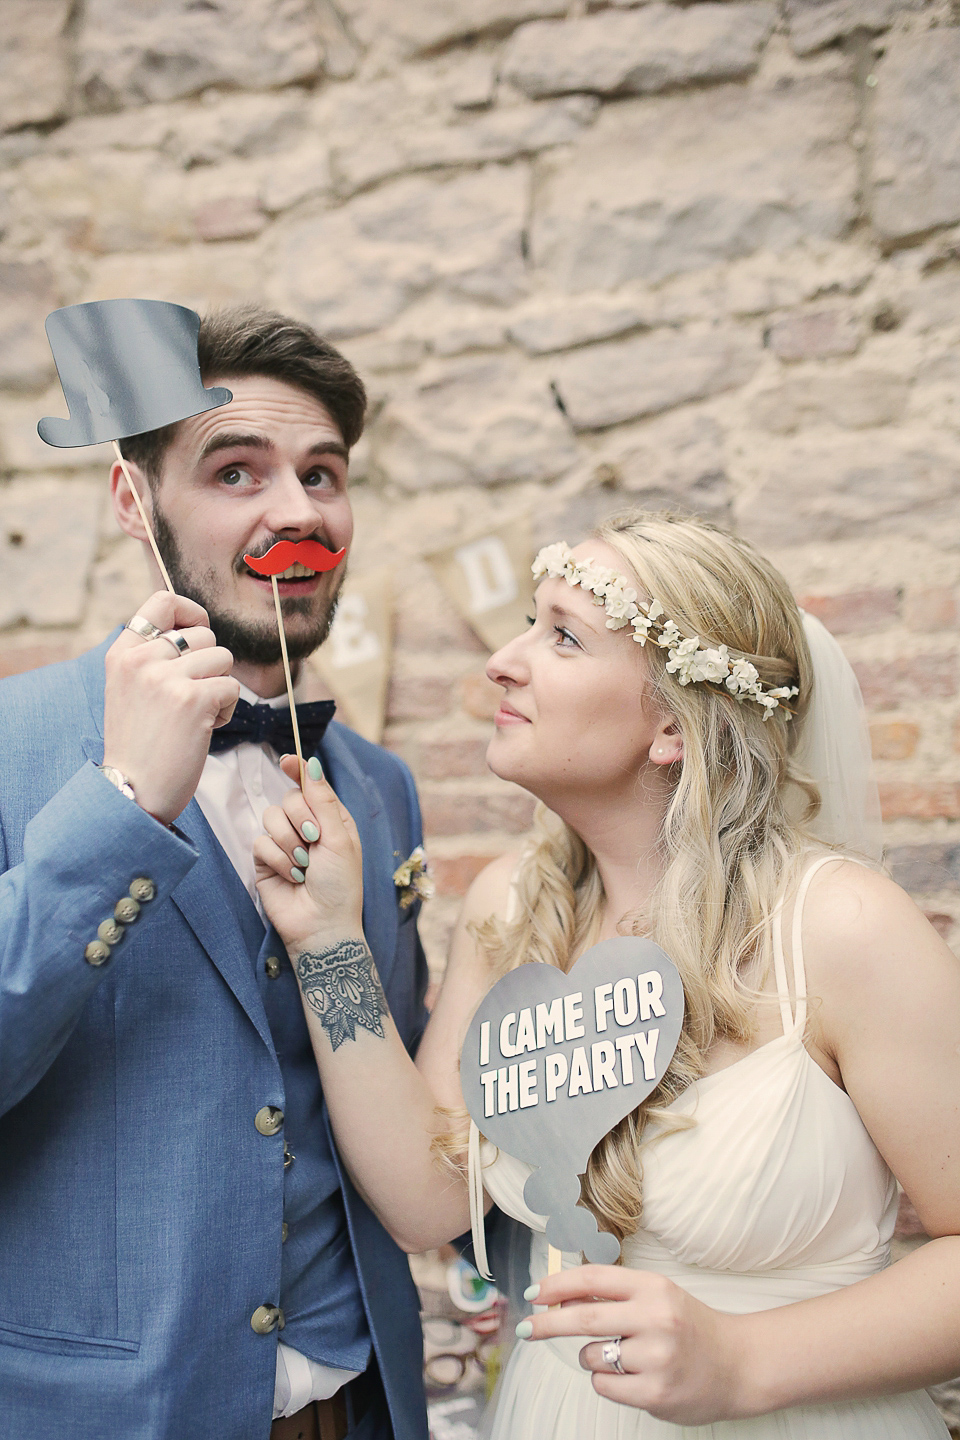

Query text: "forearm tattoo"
[294, 939, 387, 1051]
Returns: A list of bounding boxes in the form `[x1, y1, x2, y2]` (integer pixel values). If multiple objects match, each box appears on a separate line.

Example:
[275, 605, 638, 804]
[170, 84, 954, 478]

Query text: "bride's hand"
[254, 755, 364, 952]
[519, 1265, 749, 1425]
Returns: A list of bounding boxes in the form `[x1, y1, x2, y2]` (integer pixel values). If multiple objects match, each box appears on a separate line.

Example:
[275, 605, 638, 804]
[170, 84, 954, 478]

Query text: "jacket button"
[97, 917, 124, 945]
[264, 956, 282, 980]
[283, 1141, 295, 1170]
[250, 1303, 284, 1334]
[129, 877, 156, 903]
[84, 939, 111, 967]
[114, 896, 141, 924]
[255, 1106, 284, 1136]
[282, 1222, 289, 1243]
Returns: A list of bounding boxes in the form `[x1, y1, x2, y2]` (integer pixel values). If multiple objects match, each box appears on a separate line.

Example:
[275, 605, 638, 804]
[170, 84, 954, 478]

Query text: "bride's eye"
[554, 626, 581, 650]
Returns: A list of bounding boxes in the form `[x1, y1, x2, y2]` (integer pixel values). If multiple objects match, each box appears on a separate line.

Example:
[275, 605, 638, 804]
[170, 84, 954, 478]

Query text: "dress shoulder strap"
[772, 854, 850, 1035]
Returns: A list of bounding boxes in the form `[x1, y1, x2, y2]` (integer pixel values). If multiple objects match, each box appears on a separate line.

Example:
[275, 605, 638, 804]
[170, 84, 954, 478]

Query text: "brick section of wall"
[880, 782, 960, 821]
[887, 844, 960, 894]
[870, 720, 920, 761]
[420, 787, 536, 838]
[853, 654, 958, 710]
[904, 588, 958, 633]
[798, 588, 901, 635]
[415, 736, 491, 782]
[431, 853, 501, 898]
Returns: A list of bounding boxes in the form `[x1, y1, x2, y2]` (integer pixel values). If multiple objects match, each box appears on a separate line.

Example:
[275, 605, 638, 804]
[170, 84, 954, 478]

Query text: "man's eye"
[220, 466, 255, 488]
[304, 469, 336, 490]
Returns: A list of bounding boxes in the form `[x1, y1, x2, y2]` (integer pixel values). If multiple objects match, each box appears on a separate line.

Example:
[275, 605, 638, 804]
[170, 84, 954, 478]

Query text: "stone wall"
[2, 3, 960, 1425]
[2, 0, 960, 987]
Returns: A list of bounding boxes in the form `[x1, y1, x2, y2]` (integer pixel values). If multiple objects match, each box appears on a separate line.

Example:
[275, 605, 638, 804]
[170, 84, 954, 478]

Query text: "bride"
[254, 510, 960, 1437]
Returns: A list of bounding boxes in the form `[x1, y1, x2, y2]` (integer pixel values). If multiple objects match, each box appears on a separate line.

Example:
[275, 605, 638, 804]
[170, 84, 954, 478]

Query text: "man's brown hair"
[119, 305, 367, 486]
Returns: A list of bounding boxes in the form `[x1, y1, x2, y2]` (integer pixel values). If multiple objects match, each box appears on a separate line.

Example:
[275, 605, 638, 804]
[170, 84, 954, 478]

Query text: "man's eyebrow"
[197, 434, 350, 465]
[305, 441, 349, 463]
[198, 431, 271, 463]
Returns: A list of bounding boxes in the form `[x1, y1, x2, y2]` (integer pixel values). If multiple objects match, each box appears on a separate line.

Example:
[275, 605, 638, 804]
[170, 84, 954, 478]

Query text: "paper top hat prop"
[38, 298, 232, 448]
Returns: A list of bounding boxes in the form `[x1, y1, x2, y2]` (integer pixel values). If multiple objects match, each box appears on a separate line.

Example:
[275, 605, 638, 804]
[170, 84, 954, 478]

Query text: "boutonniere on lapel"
[392, 847, 435, 909]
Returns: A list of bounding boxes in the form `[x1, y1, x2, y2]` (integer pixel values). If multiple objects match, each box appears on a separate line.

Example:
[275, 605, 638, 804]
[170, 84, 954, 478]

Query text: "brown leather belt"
[270, 1390, 348, 1440]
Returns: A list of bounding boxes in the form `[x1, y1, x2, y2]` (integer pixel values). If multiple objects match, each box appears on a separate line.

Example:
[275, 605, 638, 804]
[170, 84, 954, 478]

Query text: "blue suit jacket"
[0, 636, 430, 1440]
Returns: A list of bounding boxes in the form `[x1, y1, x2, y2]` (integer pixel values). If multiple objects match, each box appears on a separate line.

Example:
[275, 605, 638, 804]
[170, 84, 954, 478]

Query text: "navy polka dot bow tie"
[208, 697, 337, 756]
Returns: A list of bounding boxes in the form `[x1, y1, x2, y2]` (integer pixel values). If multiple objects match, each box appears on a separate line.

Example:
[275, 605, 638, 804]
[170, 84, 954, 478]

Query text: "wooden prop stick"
[271, 575, 305, 788]
[112, 441, 174, 594]
[243, 539, 346, 791]
[547, 1243, 563, 1309]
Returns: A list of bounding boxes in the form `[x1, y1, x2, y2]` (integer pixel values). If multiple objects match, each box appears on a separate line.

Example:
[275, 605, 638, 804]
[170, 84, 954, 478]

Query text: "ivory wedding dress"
[477, 856, 950, 1439]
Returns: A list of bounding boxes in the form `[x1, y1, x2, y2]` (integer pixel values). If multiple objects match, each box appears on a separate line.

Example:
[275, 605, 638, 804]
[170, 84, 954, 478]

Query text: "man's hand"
[102, 591, 240, 825]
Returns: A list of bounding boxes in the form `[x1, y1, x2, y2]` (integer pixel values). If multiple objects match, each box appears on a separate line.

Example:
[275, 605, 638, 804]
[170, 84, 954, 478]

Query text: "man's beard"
[151, 503, 343, 666]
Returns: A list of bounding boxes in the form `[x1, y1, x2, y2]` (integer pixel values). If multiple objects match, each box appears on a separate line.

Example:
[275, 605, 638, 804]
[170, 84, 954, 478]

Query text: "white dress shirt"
[193, 684, 360, 1419]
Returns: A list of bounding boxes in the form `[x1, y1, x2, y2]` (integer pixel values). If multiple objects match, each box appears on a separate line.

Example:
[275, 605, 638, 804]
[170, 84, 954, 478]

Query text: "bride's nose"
[486, 632, 529, 689]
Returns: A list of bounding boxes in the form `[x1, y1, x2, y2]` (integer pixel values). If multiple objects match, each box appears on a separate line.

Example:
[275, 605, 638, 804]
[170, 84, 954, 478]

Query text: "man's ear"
[649, 716, 683, 766]
[110, 458, 154, 541]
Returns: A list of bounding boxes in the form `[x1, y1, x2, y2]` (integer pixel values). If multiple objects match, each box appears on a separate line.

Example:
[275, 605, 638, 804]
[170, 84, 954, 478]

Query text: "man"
[0, 308, 430, 1440]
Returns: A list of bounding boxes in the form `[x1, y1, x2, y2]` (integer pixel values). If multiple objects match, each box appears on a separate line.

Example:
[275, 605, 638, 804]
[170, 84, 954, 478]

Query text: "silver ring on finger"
[601, 1338, 626, 1375]
[158, 628, 190, 657]
[126, 614, 163, 643]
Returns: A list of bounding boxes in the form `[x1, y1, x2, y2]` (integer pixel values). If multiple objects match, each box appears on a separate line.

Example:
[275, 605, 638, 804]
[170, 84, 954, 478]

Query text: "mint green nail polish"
[293, 846, 309, 868]
[307, 756, 323, 781]
[291, 867, 305, 884]
[301, 821, 320, 843]
[515, 1320, 533, 1340]
[523, 1283, 540, 1302]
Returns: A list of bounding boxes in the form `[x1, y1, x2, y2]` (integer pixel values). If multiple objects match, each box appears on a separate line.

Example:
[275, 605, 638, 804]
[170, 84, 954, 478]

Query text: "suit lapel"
[319, 724, 399, 985]
[77, 642, 274, 1055]
[168, 800, 274, 1055]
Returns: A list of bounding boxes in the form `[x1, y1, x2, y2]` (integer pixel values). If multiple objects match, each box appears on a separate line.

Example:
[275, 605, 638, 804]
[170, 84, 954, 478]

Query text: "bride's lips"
[494, 700, 530, 727]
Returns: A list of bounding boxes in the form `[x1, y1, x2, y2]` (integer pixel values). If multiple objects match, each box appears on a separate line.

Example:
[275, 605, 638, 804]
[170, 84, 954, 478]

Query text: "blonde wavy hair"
[472, 510, 821, 1245]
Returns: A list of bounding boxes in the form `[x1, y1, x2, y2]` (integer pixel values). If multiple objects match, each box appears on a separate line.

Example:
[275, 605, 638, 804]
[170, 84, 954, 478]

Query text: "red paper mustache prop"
[244, 538, 346, 576]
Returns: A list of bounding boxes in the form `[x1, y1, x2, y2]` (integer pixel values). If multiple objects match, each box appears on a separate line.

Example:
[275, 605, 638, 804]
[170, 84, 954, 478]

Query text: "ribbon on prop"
[425, 519, 534, 653]
[243, 539, 346, 784]
[311, 568, 393, 745]
[461, 936, 684, 1265]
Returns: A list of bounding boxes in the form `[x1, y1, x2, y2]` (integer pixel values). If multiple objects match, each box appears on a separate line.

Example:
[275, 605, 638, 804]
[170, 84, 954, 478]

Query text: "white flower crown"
[532, 542, 799, 720]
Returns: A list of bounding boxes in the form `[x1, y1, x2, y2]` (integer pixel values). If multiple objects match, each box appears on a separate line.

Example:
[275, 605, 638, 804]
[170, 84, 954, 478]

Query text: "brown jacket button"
[97, 917, 124, 946]
[255, 1106, 284, 1136]
[84, 940, 111, 967]
[250, 1304, 284, 1334]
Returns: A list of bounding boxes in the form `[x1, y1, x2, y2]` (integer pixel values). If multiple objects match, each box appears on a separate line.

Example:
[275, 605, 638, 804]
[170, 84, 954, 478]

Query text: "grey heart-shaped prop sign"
[461, 936, 684, 1263]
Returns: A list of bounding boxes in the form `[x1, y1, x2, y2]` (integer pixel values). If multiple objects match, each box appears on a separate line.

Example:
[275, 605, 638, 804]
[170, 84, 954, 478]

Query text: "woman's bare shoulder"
[458, 848, 526, 927]
[803, 857, 938, 958]
[801, 854, 960, 1014]
[801, 860, 960, 1236]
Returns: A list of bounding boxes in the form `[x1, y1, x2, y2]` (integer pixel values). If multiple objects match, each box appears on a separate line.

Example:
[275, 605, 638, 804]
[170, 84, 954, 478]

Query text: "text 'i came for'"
[477, 973, 667, 1118]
